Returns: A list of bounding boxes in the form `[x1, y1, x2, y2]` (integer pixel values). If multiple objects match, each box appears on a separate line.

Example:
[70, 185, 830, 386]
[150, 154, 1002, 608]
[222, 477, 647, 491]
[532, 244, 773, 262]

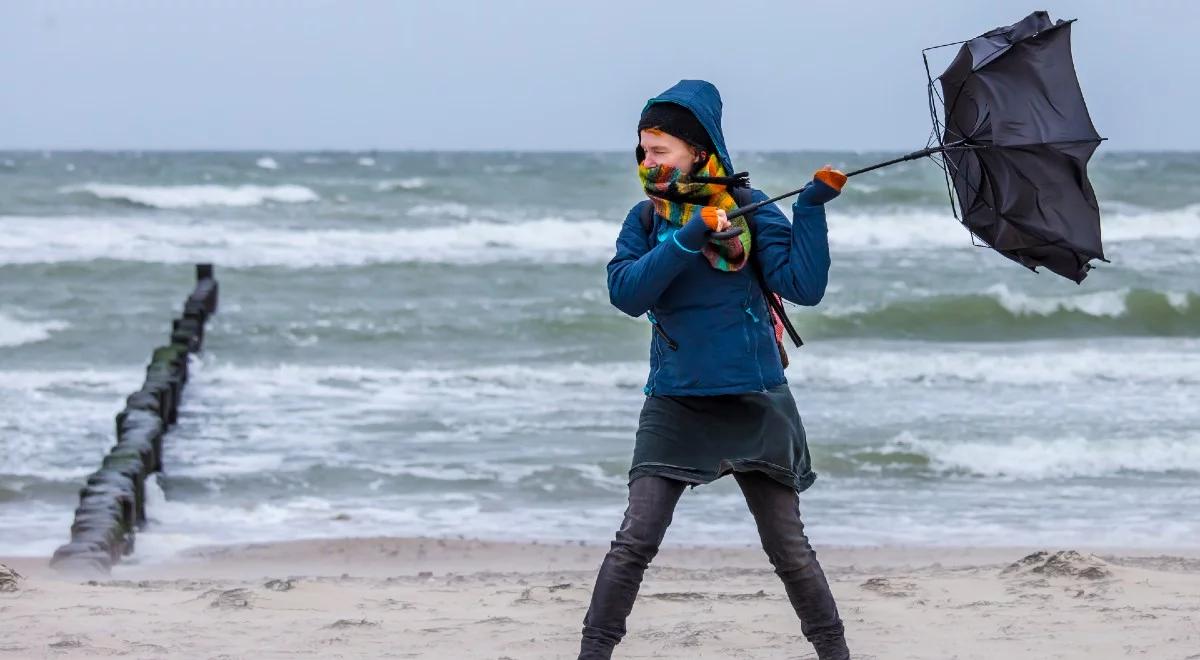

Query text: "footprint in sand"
[324, 618, 380, 629]
[263, 578, 296, 592]
[208, 588, 253, 609]
[859, 576, 918, 598]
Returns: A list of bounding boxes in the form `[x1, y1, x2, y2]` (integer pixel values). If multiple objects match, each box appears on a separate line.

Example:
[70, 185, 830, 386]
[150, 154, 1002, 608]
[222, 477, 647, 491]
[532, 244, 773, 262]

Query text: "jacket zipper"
[652, 322, 678, 350]
[744, 281, 766, 391]
[647, 310, 678, 351]
[648, 326, 665, 395]
[646, 309, 671, 396]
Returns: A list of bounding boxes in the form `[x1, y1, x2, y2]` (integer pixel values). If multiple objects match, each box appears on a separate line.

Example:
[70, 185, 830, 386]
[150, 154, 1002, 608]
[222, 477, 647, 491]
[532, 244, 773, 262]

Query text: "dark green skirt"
[629, 383, 817, 493]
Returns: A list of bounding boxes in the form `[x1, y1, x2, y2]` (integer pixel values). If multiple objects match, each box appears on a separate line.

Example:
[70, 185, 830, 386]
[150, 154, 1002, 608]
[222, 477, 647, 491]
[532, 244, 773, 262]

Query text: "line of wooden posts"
[50, 264, 219, 574]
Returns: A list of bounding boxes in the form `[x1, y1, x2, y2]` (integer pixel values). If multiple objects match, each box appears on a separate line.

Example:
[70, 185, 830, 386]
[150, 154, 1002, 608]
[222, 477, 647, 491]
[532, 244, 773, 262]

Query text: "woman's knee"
[609, 475, 685, 563]
[734, 471, 819, 571]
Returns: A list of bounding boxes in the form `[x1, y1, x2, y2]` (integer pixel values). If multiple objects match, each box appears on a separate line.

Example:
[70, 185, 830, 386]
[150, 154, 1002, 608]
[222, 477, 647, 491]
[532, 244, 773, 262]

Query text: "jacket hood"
[640, 79, 734, 173]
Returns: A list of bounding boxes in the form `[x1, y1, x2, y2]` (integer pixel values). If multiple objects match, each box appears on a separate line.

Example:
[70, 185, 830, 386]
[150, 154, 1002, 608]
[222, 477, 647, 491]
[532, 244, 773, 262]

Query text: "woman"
[578, 79, 851, 659]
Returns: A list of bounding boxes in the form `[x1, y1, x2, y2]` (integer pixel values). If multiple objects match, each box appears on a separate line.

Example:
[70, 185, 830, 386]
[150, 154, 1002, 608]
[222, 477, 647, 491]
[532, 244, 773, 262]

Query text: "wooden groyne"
[50, 264, 219, 574]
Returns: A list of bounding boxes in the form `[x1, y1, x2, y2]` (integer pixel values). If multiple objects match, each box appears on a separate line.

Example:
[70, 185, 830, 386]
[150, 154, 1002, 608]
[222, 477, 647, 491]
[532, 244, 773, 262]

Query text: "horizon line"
[0, 146, 1184, 155]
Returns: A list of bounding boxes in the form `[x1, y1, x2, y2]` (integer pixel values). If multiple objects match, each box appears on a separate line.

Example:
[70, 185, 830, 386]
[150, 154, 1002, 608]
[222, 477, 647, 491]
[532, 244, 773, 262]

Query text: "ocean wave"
[806, 286, 1200, 340]
[406, 202, 481, 219]
[192, 361, 649, 397]
[375, 177, 427, 192]
[164, 347, 1200, 407]
[255, 156, 279, 170]
[0, 312, 68, 347]
[119, 474, 637, 563]
[867, 431, 1200, 480]
[0, 215, 614, 267]
[59, 183, 319, 208]
[793, 340, 1200, 387]
[6, 197, 1200, 267]
[0, 368, 138, 481]
[827, 203, 1200, 250]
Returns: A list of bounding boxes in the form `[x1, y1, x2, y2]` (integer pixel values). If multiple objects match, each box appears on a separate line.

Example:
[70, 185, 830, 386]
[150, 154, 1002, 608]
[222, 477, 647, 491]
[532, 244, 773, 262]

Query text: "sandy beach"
[2, 537, 1198, 658]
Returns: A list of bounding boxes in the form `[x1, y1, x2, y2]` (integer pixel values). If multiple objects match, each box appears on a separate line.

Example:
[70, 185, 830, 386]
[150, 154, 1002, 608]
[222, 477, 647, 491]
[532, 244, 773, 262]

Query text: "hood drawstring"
[690, 171, 751, 188]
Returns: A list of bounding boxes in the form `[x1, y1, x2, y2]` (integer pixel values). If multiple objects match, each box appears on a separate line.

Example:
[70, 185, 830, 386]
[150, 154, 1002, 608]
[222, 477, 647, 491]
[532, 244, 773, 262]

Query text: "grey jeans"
[578, 471, 849, 659]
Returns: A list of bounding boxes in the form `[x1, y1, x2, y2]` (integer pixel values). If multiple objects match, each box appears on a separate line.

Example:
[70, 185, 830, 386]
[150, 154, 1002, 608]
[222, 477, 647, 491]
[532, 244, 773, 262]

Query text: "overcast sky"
[2, 0, 1195, 151]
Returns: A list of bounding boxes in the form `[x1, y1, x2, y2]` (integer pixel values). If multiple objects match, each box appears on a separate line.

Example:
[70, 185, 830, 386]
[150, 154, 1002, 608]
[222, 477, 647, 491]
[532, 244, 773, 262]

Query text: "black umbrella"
[718, 10, 1106, 285]
[935, 11, 1106, 283]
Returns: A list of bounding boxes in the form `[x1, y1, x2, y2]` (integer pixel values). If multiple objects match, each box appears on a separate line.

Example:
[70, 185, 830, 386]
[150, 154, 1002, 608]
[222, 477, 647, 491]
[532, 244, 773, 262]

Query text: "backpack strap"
[638, 201, 655, 242]
[730, 188, 804, 348]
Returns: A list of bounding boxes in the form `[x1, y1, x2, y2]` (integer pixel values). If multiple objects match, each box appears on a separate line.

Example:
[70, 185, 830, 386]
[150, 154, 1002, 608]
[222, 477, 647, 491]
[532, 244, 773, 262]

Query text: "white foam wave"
[7, 198, 1199, 267]
[0, 215, 615, 267]
[60, 183, 319, 208]
[375, 177, 426, 192]
[407, 202, 472, 218]
[885, 430, 1200, 479]
[0, 368, 141, 481]
[825, 203, 1200, 250]
[1102, 157, 1150, 171]
[819, 285, 1195, 324]
[0, 312, 68, 347]
[1166, 291, 1193, 311]
[196, 361, 648, 397]
[255, 156, 279, 170]
[1103, 203, 1200, 241]
[825, 210, 969, 249]
[793, 341, 1200, 387]
[124, 475, 635, 564]
[983, 284, 1130, 317]
[189, 346, 1200, 405]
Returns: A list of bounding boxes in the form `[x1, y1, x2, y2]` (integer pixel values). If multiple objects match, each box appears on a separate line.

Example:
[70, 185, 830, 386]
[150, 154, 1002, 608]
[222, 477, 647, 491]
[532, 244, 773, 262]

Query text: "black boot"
[805, 619, 851, 660]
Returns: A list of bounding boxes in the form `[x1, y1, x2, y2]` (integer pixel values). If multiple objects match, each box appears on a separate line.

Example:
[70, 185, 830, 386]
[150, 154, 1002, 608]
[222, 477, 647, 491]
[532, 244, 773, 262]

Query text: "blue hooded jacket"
[607, 79, 834, 396]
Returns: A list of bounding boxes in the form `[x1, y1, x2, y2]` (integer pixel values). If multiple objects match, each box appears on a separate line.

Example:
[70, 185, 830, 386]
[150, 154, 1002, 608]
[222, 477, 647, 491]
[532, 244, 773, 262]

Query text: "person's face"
[639, 129, 703, 171]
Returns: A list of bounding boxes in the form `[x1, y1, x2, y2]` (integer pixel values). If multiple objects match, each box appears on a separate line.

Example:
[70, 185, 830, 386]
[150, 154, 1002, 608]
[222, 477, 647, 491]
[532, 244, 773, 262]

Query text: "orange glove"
[700, 206, 726, 231]
[814, 164, 848, 192]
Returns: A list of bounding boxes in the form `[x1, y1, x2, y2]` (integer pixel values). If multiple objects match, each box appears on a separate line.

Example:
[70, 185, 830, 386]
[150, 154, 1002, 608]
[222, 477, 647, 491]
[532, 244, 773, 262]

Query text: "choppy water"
[2, 150, 1197, 560]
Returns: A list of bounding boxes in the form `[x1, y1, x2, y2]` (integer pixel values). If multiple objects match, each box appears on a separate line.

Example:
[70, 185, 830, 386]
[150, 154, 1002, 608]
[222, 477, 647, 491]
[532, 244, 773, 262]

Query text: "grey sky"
[2, 0, 1195, 151]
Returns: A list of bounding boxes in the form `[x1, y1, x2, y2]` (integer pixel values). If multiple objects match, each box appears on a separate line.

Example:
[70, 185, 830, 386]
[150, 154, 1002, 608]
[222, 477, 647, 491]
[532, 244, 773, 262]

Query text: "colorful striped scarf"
[637, 153, 749, 272]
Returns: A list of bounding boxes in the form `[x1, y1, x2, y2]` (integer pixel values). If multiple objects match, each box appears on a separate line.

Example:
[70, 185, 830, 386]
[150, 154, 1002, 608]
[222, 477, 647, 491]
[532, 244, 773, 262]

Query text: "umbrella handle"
[710, 227, 744, 240]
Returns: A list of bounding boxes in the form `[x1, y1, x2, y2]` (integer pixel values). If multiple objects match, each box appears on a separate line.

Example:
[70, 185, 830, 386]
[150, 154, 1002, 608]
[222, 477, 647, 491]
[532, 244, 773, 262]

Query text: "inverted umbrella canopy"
[725, 11, 1105, 285]
[937, 11, 1105, 283]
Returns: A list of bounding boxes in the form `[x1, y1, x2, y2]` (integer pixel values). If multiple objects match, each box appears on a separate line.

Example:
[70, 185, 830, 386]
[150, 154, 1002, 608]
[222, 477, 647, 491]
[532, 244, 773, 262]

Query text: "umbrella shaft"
[726, 139, 968, 221]
[844, 139, 965, 176]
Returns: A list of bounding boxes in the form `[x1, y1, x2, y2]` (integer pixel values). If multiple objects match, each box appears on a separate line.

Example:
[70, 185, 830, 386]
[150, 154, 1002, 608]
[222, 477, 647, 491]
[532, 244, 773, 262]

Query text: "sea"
[1, 150, 1197, 562]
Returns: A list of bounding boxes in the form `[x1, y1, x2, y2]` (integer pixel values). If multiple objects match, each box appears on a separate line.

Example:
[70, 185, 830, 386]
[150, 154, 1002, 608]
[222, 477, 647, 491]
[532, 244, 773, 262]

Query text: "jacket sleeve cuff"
[671, 232, 701, 253]
[673, 218, 710, 252]
[794, 179, 841, 207]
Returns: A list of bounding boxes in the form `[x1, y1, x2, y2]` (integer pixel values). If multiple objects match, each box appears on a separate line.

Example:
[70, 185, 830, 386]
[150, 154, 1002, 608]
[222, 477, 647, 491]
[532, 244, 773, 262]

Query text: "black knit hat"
[636, 102, 715, 164]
